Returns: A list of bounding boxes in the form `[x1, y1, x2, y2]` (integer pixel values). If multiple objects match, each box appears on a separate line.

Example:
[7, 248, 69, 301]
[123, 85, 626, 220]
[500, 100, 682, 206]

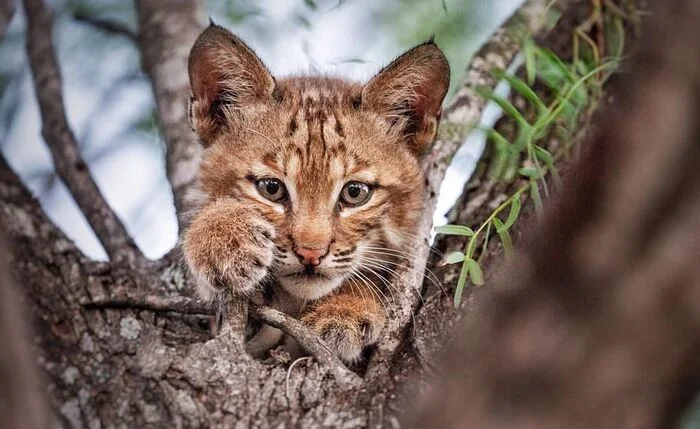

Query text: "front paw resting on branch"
[183, 198, 275, 301]
[301, 289, 386, 363]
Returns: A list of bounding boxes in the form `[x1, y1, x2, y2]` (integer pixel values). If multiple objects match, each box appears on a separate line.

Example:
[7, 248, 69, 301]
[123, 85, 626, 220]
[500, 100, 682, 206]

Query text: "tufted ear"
[362, 41, 450, 154]
[188, 23, 275, 146]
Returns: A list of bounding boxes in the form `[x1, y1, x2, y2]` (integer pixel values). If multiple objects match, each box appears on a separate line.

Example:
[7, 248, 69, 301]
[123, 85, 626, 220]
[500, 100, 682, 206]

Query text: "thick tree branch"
[409, 1, 700, 427]
[23, 0, 141, 264]
[134, 0, 203, 228]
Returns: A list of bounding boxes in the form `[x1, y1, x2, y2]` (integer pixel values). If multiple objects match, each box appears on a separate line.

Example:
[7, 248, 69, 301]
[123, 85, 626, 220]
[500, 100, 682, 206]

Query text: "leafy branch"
[436, 9, 629, 306]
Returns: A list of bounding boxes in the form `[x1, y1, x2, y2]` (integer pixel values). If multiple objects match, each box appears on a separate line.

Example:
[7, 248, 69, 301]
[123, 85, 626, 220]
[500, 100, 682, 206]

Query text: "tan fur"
[183, 24, 449, 363]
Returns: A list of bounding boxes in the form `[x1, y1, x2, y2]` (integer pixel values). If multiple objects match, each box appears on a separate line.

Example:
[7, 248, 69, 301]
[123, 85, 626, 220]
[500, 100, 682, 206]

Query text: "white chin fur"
[278, 275, 343, 300]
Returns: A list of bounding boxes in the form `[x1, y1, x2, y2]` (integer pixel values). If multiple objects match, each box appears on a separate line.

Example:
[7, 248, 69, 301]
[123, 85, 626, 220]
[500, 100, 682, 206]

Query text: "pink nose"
[295, 247, 326, 266]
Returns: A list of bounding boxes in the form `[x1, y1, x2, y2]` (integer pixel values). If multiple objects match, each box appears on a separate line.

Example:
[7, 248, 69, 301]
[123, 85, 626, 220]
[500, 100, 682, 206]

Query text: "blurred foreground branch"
[0, 0, 14, 39]
[0, 232, 52, 429]
[409, 1, 700, 427]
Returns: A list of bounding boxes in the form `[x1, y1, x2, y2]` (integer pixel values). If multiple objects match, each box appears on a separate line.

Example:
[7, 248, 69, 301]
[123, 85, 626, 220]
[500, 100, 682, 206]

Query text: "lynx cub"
[183, 24, 449, 363]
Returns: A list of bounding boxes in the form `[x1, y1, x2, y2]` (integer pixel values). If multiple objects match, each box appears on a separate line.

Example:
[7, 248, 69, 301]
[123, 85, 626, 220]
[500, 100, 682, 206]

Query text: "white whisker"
[359, 259, 425, 304]
[359, 252, 446, 296]
[354, 268, 393, 307]
[347, 269, 389, 314]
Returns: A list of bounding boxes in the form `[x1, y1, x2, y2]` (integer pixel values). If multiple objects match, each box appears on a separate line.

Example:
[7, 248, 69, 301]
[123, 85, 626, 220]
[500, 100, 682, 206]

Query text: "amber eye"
[340, 181, 372, 207]
[256, 178, 287, 202]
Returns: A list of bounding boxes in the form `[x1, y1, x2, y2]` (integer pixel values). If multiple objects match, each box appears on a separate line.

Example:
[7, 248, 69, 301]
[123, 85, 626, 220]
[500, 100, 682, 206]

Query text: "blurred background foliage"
[0, 0, 522, 260]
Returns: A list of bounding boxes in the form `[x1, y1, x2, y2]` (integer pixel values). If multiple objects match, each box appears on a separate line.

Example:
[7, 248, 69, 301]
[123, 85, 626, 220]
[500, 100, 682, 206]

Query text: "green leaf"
[606, 16, 626, 60]
[454, 260, 470, 307]
[503, 198, 521, 230]
[485, 129, 517, 180]
[466, 231, 480, 257]
[486, 128, 512, 152]
[523, 36, 537, 85]
[476, 86, 530, 130]
[434, 225, 475, 237]
[538, 48, 576, 82]
[534, 47, 573, 90]
[541, 61, 617, 131]
[533, 145, 554, 164]
[532, 145, 563, 191]
[493, 69, 548, 116]
[492, 217, 505, 233]
[518, 167, 541, 179]
[493, 218, 513, 256]
[444, 251, 465, 264]
[530, 181, 544, 216]
[466, 258, 484, 286]
[574, 58, 590, 76]
[479, 220, 493, 264]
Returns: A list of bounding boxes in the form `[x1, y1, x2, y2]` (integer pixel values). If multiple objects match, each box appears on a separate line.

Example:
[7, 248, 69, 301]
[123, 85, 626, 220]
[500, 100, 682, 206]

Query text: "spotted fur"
[183, 23, 449, 363]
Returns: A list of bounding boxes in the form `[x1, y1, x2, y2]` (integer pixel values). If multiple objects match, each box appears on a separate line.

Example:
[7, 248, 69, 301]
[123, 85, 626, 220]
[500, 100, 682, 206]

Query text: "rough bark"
[0, 0, 617, 427]
[135, 0, 204, 227]
[408, 1, 700, 427]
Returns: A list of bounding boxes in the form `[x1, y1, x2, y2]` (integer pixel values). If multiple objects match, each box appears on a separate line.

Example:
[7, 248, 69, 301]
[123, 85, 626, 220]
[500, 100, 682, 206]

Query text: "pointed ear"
[188, 24, 275, 146]
[362, 41, 450, 154]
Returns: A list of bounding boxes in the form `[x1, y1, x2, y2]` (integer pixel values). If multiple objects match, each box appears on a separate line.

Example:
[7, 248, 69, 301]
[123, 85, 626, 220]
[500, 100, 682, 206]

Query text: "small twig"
[83, 295, 213, 315]
[286, 357, 312, 400]
[249, 304, 361, 387]
[23, 0, 142, 265]
[73, 12, 137, 41]
[82, 295, 362, 388]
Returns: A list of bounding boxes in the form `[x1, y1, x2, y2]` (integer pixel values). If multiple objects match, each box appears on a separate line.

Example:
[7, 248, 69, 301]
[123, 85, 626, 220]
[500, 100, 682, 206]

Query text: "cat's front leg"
[300, 283, 386, 363]
[183, 198, 275, 302]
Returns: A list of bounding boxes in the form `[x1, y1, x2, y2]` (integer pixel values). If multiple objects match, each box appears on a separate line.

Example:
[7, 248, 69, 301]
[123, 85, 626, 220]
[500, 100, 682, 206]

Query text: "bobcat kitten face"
[196, 77, 436, 300]
[185, 24, 448, 314]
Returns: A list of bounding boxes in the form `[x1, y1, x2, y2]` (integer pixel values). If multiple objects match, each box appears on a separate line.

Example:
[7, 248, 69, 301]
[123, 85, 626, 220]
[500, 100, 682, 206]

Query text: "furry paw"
[301, 297, 385, 363]
[183, 199, 275, 300]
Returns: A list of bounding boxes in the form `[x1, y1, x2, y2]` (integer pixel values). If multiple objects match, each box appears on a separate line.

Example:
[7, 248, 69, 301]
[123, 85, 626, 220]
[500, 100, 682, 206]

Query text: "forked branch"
[23, 0, 141, 264]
